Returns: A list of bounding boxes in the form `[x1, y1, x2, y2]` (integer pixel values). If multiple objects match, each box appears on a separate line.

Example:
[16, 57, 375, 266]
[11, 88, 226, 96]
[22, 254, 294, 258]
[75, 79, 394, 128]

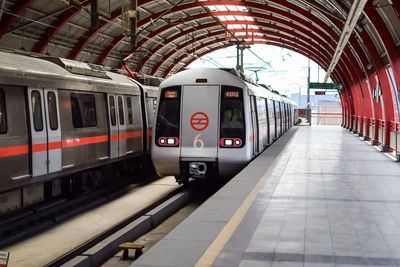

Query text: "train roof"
[247, 83, 282, 101]
[161, 68, 247, 89]
[0, 51, 141, 95]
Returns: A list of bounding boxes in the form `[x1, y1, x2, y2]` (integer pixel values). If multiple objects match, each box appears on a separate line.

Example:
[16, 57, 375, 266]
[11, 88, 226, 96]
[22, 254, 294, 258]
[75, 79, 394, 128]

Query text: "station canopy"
[0, 0, 399, 83]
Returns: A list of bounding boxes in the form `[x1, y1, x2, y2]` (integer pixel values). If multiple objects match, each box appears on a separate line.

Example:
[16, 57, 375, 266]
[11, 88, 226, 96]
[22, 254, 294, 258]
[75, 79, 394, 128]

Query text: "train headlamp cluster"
[158, 137, 180, 147]
[219, 138, 242, 148]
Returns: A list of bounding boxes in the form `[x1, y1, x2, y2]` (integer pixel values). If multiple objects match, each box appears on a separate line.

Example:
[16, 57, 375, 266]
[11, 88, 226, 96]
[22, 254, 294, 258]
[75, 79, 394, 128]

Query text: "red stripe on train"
[32, 143, 47, 152]
[0, 130, 149, 158]
[111, 130, 143, 141]
[125, 131, 142, 139]
[0, 145, 29, 157]
[48, 141, 62, 150]
[62, 135, 109, 148]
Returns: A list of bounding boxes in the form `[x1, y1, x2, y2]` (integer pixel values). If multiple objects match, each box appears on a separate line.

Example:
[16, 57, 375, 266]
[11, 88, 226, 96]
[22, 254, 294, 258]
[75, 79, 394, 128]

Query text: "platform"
[133, 126, 400, 267]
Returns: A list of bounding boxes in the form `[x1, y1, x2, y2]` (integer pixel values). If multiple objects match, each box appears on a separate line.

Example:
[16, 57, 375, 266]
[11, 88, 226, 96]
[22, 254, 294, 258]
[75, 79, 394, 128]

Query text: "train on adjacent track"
[151, 68, 298, 184]
[0, 50, 159, 214]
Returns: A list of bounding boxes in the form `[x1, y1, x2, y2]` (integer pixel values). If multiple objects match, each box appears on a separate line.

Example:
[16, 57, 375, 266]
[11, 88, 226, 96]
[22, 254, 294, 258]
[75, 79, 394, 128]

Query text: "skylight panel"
[248, 25, 259, 29]
[227, 25, 244, 29]
[235, 32, 246, 36]
[218, 16, 227, 21]
[226, 15, 235, 21]
[226, 5, 248, 11]
[207, 5, 217, 11]
[216, 5, 227, 11]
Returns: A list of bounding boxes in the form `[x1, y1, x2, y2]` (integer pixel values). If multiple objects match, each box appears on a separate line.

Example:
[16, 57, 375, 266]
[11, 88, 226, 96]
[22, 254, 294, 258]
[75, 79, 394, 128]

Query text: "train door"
[273, 100, 278, 139]
[28, 88, 62, 176]
[267, 99, 275, 143]
[116, 95, 126, 157]
[107, 94, 118, 159]
[44, 89, 61, 173]
[256, 97, 267, 149]
[282, 103, 288, 132]
[265, 99, 270, 144]
[278, 102, 282, 136]
[180, 85, 219, 158]
[250, 96, 259, 154]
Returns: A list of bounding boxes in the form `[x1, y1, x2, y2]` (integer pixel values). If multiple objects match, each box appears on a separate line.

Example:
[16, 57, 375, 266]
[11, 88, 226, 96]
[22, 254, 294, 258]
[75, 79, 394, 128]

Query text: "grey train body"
[151, 68, 297, 184]
[0, 51, 158, 214]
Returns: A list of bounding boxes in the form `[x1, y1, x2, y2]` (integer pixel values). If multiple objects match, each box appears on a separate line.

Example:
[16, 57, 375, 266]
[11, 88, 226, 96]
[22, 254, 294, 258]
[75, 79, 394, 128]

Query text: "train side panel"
[58, 90, 109, 169]
[125, 95, 144, 156]
[0, 85, 29, 186]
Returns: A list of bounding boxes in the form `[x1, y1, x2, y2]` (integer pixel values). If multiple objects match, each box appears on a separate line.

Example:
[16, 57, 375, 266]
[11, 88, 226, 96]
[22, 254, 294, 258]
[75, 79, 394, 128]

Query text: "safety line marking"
[195, 129, 297, 267]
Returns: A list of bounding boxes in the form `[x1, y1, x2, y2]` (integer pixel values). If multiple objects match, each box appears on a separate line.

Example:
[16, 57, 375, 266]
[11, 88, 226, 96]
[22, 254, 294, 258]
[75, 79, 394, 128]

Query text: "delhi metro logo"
[190, 112, 209, 131]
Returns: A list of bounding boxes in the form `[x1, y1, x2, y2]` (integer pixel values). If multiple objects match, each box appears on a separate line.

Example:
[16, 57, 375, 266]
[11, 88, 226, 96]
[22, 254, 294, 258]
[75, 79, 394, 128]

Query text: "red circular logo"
[190, 112, 209, 131]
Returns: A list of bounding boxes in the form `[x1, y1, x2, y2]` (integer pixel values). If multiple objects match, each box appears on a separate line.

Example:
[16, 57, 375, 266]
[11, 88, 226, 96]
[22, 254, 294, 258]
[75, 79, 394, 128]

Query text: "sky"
[187, 44, 333, 97]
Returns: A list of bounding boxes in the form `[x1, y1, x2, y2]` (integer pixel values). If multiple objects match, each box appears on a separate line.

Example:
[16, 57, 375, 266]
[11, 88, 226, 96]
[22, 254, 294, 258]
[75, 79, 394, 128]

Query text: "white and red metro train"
[0, 50, 158, 214]
[151, 68, 298, 184]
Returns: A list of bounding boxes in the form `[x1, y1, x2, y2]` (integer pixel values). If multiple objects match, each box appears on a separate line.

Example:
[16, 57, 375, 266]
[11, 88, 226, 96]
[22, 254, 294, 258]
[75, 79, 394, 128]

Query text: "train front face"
[151, 69, 252, 183]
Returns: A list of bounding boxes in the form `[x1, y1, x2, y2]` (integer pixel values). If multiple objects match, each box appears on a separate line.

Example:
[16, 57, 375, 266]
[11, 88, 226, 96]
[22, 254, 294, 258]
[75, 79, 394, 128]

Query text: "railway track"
[0, 170, 157, 249]
[57, 178, 228, 267]
[46, 179, 191, 266]
[1, 175, 186, 266]
[1, 172, 229, 267]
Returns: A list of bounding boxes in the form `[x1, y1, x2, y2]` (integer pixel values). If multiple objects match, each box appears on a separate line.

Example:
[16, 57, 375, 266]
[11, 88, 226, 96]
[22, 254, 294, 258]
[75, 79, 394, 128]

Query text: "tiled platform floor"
[134, 126, 400, 267]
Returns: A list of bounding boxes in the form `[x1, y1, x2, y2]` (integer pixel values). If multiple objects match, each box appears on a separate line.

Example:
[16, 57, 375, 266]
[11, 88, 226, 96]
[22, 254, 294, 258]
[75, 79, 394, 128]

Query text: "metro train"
[151, 68, 297, 184]
[0, 50, 158, 214]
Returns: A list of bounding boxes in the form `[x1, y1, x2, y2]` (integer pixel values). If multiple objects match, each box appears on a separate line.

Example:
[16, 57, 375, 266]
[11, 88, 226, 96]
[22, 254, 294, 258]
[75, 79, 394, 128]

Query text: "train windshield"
[155, 86, 181, 144]
[220, 86, 245, 145]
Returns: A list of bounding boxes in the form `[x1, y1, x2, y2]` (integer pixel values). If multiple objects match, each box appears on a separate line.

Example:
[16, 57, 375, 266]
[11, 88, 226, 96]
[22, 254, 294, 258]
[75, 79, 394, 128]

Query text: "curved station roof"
[1, 0, 400, 146]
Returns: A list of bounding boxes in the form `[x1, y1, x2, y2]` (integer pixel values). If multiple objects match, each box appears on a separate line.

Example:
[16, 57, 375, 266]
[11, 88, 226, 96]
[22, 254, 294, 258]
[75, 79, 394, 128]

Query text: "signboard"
[315, 91, 326, 95]
[309, 82, 343, 90]
[0, 251, 9, 267]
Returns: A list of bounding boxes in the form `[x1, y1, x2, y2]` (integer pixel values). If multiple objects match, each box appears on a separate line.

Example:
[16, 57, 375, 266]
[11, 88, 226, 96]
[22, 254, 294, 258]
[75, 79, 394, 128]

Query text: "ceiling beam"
[0, 0, 36, 39]
[324, 0, 367, 82]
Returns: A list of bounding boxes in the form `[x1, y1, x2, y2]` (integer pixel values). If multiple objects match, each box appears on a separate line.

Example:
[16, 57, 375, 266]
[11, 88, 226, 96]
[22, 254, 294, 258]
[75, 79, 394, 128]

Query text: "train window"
[0, 89, 6, 134]
[31, 90, 43, 131]
[47, 91, 58, 130]
[220, 86, 245, 146]
[127, 97, 133, 124]
[71, 93, 97, 128]
[118, 96, 124, 125]
[155, 86, 181, 143]
[109, 95, 116, 126]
